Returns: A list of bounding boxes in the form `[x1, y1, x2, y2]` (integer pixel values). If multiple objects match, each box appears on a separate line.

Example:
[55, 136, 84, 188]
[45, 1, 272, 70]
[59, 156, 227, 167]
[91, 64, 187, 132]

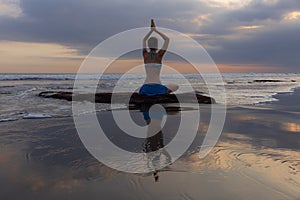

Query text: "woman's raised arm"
[143, 29, 153, 53]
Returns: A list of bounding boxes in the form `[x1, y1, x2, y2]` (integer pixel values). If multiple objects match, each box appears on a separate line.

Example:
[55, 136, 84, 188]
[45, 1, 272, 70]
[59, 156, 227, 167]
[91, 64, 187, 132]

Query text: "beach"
[1, 0, 300, 198]
[0, 84, 300, 199]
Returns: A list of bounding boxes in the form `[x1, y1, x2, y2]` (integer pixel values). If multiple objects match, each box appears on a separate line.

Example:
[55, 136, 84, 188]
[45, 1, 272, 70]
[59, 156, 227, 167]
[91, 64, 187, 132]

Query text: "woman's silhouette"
[139, 19, 177, 182]
[139, 19, 178, 96]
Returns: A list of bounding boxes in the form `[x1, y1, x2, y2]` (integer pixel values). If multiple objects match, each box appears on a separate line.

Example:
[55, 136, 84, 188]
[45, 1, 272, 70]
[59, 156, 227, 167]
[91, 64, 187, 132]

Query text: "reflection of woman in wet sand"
[142, 105, 172, 182]
[139, 19, 178, 96]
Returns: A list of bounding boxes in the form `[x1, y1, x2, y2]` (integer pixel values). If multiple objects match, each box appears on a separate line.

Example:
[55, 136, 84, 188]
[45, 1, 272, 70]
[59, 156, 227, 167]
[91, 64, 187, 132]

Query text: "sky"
[0, 0, 300, 73]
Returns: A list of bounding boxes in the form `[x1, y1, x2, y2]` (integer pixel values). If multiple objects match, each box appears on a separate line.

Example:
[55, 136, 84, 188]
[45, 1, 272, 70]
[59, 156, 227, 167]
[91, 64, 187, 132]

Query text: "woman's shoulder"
[144, 61, 162, 64]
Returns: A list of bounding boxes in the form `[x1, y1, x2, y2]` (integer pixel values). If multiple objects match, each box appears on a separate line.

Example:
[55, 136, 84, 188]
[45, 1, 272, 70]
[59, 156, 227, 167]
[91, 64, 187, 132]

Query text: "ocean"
[0, 73, 299, 123]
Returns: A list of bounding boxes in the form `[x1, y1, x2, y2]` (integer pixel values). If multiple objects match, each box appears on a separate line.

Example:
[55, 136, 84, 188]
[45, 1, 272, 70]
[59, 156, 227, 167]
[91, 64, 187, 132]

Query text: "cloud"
[0, 0, 207, 49]
[0, 0, 299, 72]
[0, 0, 22, 18]
[192, 0, 300, 71]
[283, 11, 300, 21]
[201, 0, 252, 10]
[210, 21, 300, 69]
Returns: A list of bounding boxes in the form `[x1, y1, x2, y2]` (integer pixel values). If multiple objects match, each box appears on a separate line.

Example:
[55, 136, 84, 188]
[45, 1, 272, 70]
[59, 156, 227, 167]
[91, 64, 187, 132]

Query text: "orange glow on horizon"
[217, 64, 284, 73]
[0, 41, 284, 74]
[0, 61, 284, 74]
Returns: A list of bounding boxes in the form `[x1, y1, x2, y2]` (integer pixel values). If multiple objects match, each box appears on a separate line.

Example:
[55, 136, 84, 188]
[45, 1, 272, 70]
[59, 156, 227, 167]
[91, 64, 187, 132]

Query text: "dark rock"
[226, 81, 235, 84]
[39, 91, 73, 101]
[253, 80, 283, 83]
[39, 91, 216, 104]
[0, 91, 11, 94]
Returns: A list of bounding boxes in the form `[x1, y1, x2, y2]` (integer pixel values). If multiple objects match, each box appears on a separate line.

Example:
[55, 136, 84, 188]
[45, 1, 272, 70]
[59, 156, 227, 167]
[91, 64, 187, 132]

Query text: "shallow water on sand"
[0, 89, 300, 199]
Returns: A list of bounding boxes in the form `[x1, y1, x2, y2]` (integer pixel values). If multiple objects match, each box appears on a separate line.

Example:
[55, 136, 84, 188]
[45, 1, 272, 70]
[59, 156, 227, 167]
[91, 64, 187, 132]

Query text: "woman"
[139, 19, 178, 96]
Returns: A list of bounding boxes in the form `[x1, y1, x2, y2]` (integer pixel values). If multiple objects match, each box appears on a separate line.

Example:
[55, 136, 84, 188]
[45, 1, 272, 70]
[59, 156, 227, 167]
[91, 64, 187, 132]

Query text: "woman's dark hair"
[148, 37, 158, 50]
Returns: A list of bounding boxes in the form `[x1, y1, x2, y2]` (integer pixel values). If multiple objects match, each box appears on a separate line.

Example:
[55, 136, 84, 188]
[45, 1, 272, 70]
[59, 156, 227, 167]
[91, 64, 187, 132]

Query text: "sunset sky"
[0, 0, 300, 73]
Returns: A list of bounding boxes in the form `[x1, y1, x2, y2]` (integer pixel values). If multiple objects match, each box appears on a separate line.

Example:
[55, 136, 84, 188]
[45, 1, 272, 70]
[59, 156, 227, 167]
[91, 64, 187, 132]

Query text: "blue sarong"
[139, 84, 168, 96]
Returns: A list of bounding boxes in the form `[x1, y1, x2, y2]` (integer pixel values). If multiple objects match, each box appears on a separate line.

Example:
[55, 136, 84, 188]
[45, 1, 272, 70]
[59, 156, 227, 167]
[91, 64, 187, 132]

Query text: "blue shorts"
[139, 84, 168, 96]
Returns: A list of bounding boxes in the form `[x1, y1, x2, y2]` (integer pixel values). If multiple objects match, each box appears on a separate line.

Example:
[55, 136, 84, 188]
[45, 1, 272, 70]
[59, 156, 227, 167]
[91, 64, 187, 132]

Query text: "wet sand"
[0, 90, 300, 199]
